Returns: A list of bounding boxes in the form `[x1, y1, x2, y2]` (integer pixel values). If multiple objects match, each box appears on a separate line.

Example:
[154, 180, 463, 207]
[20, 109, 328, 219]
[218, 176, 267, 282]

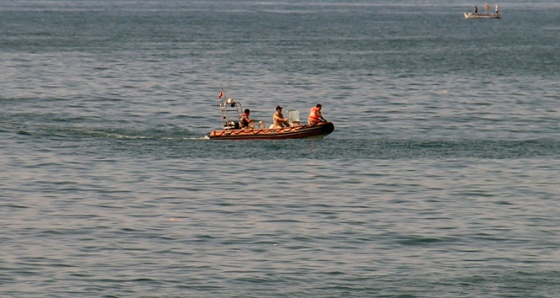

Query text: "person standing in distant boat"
[308, 104, 326, 126]
[272, 105, 290, 129]
[495, 4, 499, 14]
[474, 5, 478, 14]
[240, 109, 254, 129]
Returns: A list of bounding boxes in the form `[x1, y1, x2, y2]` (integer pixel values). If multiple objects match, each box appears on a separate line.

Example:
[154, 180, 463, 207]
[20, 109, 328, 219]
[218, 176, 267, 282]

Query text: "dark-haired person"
[240, 109, 254, 129]
[308, 104, 326, 126]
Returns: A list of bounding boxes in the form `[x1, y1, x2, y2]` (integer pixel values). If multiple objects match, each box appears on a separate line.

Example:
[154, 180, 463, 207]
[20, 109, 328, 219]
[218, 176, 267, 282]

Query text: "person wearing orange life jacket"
[240, 109, 254, 129]
[308, 103, 327, 126]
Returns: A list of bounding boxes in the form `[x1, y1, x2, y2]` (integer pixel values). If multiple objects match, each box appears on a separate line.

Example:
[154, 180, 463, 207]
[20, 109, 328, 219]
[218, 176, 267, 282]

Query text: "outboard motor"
[226, 121, 240, 129]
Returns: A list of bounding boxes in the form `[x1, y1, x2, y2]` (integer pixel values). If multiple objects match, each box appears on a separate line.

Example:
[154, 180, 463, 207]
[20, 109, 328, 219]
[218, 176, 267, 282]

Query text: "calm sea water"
[1, 0, 559, 297]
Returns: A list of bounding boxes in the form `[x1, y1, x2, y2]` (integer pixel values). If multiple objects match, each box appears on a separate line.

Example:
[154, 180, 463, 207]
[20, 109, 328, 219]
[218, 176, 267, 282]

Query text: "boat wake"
[10, 124, 203, 141]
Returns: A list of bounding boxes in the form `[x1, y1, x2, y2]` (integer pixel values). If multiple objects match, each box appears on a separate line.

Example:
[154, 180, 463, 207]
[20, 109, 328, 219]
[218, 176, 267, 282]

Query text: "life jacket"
[240, 112, 249, 127]
[308, 107, 321, 122]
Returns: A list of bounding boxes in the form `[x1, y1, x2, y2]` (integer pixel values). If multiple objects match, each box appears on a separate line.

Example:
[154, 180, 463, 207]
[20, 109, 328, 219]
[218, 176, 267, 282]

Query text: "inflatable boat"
[208, 92, 334, 140]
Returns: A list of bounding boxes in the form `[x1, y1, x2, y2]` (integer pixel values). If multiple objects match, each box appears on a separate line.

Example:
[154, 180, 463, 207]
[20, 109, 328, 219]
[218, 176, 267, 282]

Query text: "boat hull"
[464, 12, 501, 19]
[209, 122, 335, 140]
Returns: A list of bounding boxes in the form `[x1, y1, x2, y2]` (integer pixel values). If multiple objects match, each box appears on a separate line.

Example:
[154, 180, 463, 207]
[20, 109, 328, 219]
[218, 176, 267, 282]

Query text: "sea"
[1, 0, 559, 297]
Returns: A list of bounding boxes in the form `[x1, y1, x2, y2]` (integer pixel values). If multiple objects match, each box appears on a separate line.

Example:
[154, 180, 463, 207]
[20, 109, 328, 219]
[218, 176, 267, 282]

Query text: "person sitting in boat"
[272, 105, 290, 129]
[308, 104, 326, 126]
[240, 109, 255, 129]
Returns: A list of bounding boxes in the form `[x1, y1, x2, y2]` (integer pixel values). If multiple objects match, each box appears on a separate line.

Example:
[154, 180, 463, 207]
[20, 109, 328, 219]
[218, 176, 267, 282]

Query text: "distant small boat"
[464, 12, 502, 19]
[208, 90, 334, 140]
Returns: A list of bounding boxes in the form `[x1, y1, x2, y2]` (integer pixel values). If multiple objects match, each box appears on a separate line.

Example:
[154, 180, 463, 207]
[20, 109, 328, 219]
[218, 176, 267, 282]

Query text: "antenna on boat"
[217, 89, 243, 129]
